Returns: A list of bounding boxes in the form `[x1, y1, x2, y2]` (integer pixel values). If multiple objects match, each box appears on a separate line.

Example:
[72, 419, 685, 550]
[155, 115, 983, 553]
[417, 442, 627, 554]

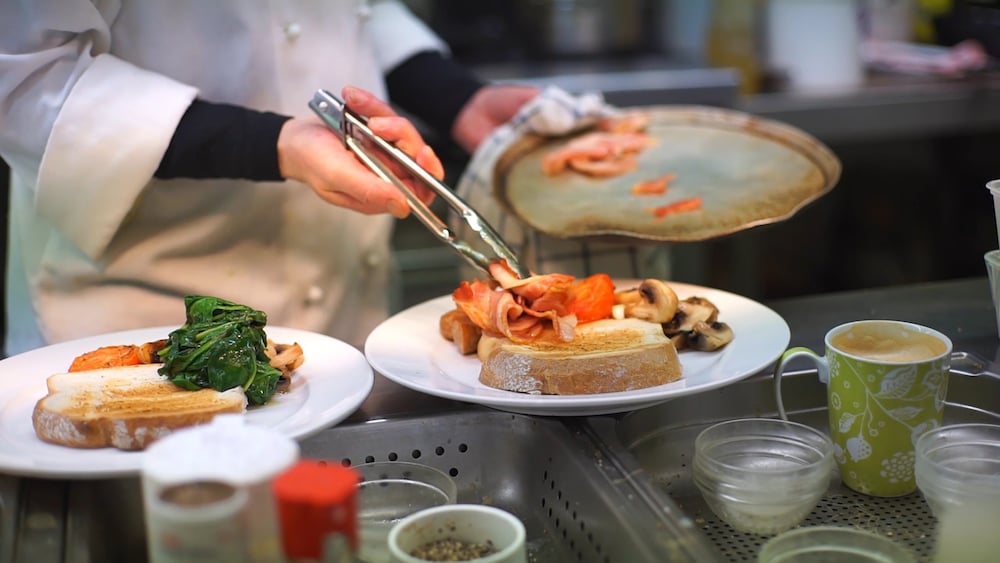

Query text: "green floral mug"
[772, 320, 951, 497]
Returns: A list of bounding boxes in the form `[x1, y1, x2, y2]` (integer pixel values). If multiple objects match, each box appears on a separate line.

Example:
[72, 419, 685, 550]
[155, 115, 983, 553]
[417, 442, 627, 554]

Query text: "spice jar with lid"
[141, 414, 300, 563]
[146, 479, 249, 562]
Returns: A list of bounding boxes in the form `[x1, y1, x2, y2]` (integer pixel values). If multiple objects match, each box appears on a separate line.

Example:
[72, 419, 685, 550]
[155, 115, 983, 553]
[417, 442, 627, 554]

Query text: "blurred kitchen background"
[392, 0, 1000, 308]
[2, 0, 999, 315]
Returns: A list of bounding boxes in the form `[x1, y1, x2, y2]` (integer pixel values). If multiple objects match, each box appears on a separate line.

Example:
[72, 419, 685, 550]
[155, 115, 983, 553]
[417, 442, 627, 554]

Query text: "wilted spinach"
[158, 295, 283, 406]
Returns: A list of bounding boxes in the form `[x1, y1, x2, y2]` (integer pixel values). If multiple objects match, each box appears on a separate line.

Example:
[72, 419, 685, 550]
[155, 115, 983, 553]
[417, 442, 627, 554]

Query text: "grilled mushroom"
[663, 296, 719, 335]
[622, 279, 678, 323]
[614, 287, 642, 305]
[688, 321, 734, 351]
[669, 332, 690, 351]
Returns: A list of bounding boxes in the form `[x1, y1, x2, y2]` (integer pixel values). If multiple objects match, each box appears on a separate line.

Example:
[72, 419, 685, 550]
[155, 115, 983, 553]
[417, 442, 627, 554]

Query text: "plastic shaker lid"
[273, 459, 360, 559]
[142, 414, 300, 485]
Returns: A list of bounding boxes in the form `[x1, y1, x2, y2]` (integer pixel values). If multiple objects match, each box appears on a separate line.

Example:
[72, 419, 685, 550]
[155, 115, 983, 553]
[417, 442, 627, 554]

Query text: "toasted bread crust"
[477, 318, 682, 395]
[32, 365, 247, 450]
[32, 397, 244, 450]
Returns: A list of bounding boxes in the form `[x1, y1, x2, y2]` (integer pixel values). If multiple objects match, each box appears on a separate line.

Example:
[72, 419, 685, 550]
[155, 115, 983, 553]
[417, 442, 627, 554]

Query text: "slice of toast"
[33, 364, 247, 450]
[477, 317, 682, 395]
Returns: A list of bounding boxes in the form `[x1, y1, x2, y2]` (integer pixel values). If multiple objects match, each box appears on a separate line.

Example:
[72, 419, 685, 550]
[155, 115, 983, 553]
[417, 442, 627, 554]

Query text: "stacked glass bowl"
[914, 423, 1000, 518]
[693, 418, 835, 535]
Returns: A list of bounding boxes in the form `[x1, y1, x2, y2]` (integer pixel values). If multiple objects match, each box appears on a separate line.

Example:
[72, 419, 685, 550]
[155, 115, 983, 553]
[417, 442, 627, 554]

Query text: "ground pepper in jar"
[409, 538, 497, 561]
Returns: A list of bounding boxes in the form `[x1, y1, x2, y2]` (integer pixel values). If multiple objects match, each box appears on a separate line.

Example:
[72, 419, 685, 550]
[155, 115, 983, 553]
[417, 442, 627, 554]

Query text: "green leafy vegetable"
[158, 295, 283, 405]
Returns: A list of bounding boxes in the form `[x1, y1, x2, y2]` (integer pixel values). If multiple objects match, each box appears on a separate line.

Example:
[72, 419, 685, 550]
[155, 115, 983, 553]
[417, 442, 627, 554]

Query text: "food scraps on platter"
[540, 110, 704, 220]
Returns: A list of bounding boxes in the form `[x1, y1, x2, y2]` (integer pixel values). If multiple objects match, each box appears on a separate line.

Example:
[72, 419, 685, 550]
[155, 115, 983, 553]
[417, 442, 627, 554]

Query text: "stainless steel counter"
[741, 71, 1000, 144]
[474, 58, 742, 108]
[3, 277, 997, 561]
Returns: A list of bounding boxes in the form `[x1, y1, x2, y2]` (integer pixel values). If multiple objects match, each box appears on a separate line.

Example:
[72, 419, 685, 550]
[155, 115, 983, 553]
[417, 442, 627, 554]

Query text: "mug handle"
[772, 346, 829, 421]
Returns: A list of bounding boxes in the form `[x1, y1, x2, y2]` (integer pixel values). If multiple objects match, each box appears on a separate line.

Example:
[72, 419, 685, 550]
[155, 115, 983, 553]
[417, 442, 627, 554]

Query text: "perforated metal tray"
[299, 410, 720, 562]
[4, 410, 720, 562]
[585, 368, 1000, 562]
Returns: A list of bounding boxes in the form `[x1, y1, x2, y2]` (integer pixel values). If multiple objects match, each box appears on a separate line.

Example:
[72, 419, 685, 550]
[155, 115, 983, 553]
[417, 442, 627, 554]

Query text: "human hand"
[451, 84, 540, 154]
[277, 86, 444, 219]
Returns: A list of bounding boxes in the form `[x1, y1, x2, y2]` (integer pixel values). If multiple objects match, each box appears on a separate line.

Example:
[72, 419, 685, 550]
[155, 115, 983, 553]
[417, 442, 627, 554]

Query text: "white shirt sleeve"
[38, 55, 198, 259]
[0, 1, 197, 260]
[366, 0, 449, 73]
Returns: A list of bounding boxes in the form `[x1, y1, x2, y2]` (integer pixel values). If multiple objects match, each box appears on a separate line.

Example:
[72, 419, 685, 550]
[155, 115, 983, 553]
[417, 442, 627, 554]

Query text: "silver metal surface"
[300, 409, 721, 562]
[0, 475, 19, 563]
[474, 60, 741, 109]
[309, 89, 530, 279]
[65, 479, 146, 563]
[740, 72, 1000, 144]
[5, 479, 66, 563]
[586, 366, 1000, 562]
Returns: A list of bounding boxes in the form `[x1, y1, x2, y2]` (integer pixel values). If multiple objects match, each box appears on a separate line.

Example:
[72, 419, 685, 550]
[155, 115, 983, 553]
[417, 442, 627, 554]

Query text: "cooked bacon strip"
[631, 173, 676, 196]
[648, 197, 703, 219]
[453, 280, 502, 331]
[488, 261, 574, 302]
[541, 132, 653, 177]
[455, 263, 587, 343]
[492, 291, 525, 338]
[568, 155, 638, 177]
[488, 261, 526, 288]
[597, 111, 650, 134]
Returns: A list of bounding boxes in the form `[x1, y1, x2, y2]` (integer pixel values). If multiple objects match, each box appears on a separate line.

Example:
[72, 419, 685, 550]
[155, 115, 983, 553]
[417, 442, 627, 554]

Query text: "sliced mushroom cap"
[669, 331, 690, 351]
[624, 279, 678, 324]
[663, 296, 719, 335]
[688, 321, 734, 351]
[614, 288, 642, 305]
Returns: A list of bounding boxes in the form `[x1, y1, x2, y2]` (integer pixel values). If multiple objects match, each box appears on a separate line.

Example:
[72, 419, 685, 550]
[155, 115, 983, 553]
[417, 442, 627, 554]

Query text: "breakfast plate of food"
[365, 270, 790, 416]
[0, 296, 373, 478]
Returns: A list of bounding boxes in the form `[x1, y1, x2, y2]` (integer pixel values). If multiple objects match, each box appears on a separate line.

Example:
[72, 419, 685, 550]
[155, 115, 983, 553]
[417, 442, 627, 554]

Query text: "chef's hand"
[452, 84, 540, 154]
[277, 86, 443, 219]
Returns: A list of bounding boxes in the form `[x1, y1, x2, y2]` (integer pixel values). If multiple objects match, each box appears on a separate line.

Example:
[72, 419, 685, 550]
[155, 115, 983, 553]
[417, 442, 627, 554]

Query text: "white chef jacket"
[0, 1, 447, 355]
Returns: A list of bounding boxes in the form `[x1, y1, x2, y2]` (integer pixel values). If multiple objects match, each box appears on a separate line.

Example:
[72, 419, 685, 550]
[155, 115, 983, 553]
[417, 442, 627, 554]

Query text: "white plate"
[0, 326, 373, 478]
[366, 283, 790, 416]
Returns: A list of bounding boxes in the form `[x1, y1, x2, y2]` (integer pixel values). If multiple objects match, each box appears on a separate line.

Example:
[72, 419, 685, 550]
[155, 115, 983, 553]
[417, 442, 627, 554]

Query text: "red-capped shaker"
[273, 460, 360, 561]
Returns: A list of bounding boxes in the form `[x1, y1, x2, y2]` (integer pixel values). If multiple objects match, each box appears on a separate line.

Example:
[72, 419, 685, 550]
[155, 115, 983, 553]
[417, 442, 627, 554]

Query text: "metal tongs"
[308, 89, 530, 279]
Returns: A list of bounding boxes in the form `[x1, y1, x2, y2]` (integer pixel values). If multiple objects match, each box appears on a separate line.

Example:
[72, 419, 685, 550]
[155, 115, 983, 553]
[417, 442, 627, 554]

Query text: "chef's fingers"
[411, 145, 441, 205]
[277, 117, 411, 218]
[366, 116, 445, 182]
[342, 85, 398, 118]
[343, 85, 444, 184]
[312, 165, 412, 219]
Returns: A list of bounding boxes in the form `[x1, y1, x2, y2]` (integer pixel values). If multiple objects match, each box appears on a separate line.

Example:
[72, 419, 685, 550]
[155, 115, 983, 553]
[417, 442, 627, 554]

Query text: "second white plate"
[365, 283, 790, 416]
[0, 326, 373, 478]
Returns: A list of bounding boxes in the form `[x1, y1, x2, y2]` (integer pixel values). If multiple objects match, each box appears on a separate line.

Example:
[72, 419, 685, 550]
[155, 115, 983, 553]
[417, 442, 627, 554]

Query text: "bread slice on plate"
[477, 317, 682, 395]
[32, 364, 247, 451]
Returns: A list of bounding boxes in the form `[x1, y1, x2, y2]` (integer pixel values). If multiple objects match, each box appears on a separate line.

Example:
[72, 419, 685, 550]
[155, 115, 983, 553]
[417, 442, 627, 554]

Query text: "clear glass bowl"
[693, 418, 834, 535]
[354, 461, 458, 563]
[914, 423, 1000, 518]
[758, 526, 916, 563]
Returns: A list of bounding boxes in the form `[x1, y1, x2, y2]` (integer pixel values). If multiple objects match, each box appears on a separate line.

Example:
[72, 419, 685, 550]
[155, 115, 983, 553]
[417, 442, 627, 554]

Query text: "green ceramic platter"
[493, 105, 841, 243]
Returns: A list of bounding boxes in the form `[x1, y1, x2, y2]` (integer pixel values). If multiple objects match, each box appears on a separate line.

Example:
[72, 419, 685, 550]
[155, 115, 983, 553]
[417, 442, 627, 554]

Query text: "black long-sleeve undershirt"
[384, 50, 484, 137]
[154, 102, 290, 181]
[154, 50, 484, 181]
